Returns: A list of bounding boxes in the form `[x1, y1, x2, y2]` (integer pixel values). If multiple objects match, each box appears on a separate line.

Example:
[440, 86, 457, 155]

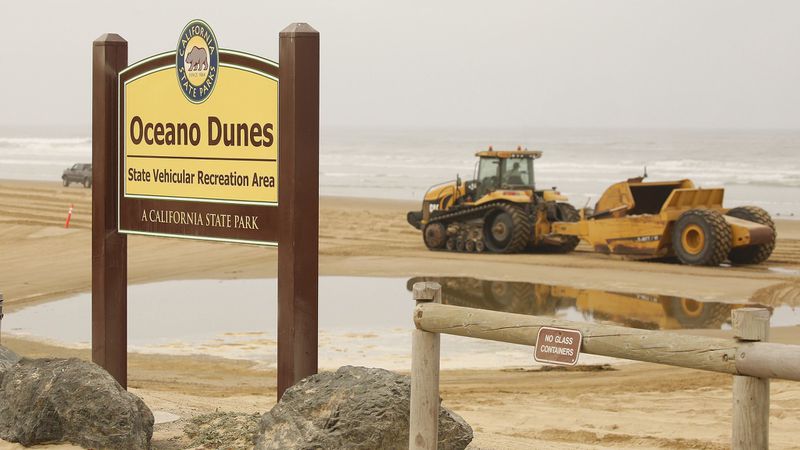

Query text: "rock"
[184, 411, 261, 450]
[255, 366, 472, 450]
[0, 346, 20, 380]
[0, 358, 154, 449]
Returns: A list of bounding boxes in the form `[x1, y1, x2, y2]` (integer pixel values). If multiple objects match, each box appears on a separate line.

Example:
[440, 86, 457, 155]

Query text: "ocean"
[1, 128, 798, 216]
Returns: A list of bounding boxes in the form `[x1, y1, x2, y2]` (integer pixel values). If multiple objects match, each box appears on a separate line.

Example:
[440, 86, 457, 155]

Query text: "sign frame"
[116, 50, 281, 246]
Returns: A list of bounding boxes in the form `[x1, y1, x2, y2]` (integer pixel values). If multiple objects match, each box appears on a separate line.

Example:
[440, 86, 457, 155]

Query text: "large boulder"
[0, 346, 20, 380]
[255, 366, 472, 450]
[0, 357, 154, 449]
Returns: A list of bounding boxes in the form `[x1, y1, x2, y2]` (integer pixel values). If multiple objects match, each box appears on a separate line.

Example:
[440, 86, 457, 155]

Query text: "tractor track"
[425, 201, 529, 253]
[427, 201, 510, 225]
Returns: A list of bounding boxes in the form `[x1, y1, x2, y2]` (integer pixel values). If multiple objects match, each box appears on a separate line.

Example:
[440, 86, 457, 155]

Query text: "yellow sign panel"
[122, 57, 278, 204]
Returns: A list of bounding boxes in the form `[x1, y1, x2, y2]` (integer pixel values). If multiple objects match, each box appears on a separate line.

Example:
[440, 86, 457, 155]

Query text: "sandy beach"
[2, 179, 800, 449]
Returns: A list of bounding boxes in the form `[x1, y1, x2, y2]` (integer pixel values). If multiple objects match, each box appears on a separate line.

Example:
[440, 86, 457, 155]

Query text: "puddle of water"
[2, 276, 798, 370]
[407, 277, 800, 331]
[767, 267, 800, 277]
[3, 278, 420, 370]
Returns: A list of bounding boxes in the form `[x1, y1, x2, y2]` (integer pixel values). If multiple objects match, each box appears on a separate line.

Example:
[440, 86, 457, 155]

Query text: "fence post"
[732, 307, 770, 450]
[410, 282, 441, 450]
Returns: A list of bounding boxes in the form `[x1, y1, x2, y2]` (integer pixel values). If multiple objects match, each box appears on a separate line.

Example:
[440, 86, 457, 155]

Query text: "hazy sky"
[2, 1, 799, 131]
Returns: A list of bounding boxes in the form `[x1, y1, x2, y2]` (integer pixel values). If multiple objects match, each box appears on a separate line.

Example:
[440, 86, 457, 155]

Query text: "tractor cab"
[469, 147, 541, 199]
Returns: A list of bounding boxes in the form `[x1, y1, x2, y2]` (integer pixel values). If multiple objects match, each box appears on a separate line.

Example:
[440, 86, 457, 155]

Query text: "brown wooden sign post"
[91, 22, 319, 399]
[92, 34, 128, 387]
[277, 23, 320, 398]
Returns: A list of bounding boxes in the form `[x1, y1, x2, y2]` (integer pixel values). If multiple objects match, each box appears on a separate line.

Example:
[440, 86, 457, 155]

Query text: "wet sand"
[1, 179, 800, 449]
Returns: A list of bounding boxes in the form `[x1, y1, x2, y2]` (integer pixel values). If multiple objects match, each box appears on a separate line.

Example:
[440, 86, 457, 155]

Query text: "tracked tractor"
[407, 147, 579, 253]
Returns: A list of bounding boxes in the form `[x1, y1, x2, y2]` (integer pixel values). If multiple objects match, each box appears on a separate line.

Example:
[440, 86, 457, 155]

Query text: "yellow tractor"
[408, 147, 776, 266]
[551, 177, 777, 265]
[407, 147, 580, 253]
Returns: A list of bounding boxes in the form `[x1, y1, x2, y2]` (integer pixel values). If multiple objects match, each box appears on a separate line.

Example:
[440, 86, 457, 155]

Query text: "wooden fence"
[408, 282, 800, 450]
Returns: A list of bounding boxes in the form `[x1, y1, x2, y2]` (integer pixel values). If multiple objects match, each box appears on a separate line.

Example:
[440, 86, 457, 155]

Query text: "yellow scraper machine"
[552, 177, 776, 265]
[407, 147, 776, 266]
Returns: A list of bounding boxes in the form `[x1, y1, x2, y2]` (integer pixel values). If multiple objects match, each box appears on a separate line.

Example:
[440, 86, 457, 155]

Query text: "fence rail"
[409, 282, 800, 450]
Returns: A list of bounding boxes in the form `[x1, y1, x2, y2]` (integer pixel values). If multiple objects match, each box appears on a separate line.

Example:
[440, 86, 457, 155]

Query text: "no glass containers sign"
[534, 326, 583, 366]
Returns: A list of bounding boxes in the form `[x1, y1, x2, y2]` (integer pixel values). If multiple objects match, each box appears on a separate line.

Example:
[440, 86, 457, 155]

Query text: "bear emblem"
[185, 46, 208, 71]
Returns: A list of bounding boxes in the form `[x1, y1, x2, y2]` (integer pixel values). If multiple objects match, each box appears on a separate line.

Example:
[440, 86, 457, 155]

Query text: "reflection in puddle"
[406, 277, 800, 330]
[3, 276, 798, 370]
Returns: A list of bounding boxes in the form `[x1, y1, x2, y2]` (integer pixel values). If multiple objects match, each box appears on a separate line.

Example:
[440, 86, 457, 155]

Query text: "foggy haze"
[2, 0, 799, 132]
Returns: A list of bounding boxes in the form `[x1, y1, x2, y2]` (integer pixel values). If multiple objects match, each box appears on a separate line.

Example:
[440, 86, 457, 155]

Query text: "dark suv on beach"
[62, 163, 92, 188]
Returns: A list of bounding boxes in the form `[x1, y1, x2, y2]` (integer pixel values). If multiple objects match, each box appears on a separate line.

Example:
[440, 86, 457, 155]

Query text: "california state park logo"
[176, 20, 218, 104]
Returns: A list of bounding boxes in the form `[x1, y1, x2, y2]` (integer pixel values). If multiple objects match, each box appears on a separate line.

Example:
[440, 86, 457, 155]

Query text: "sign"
[93, 21, 320, 399]
[534, 326, 582, 365]
[117, 20, 279, 245]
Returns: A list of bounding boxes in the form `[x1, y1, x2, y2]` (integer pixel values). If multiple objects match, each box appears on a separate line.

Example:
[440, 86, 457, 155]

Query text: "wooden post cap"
[93, 34, 127, 46]
[280, 23, 319, 37]
[413, 282, 441, 303]
[732, 307, 771, 342]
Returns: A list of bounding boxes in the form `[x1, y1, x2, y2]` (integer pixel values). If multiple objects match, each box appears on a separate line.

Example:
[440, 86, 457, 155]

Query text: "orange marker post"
[64, 204, 74, 228]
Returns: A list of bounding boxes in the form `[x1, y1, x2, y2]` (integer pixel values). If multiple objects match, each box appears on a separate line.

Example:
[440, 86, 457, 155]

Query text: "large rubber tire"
[62, 177, 69, 187]
[83, 177, 91, 188]
[482, 204, 531, 253]
[422, 222, 447, 250]
[540, 203, 581, 253]
[672, 209, 732, 266]
[726, 206, 776, 265]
